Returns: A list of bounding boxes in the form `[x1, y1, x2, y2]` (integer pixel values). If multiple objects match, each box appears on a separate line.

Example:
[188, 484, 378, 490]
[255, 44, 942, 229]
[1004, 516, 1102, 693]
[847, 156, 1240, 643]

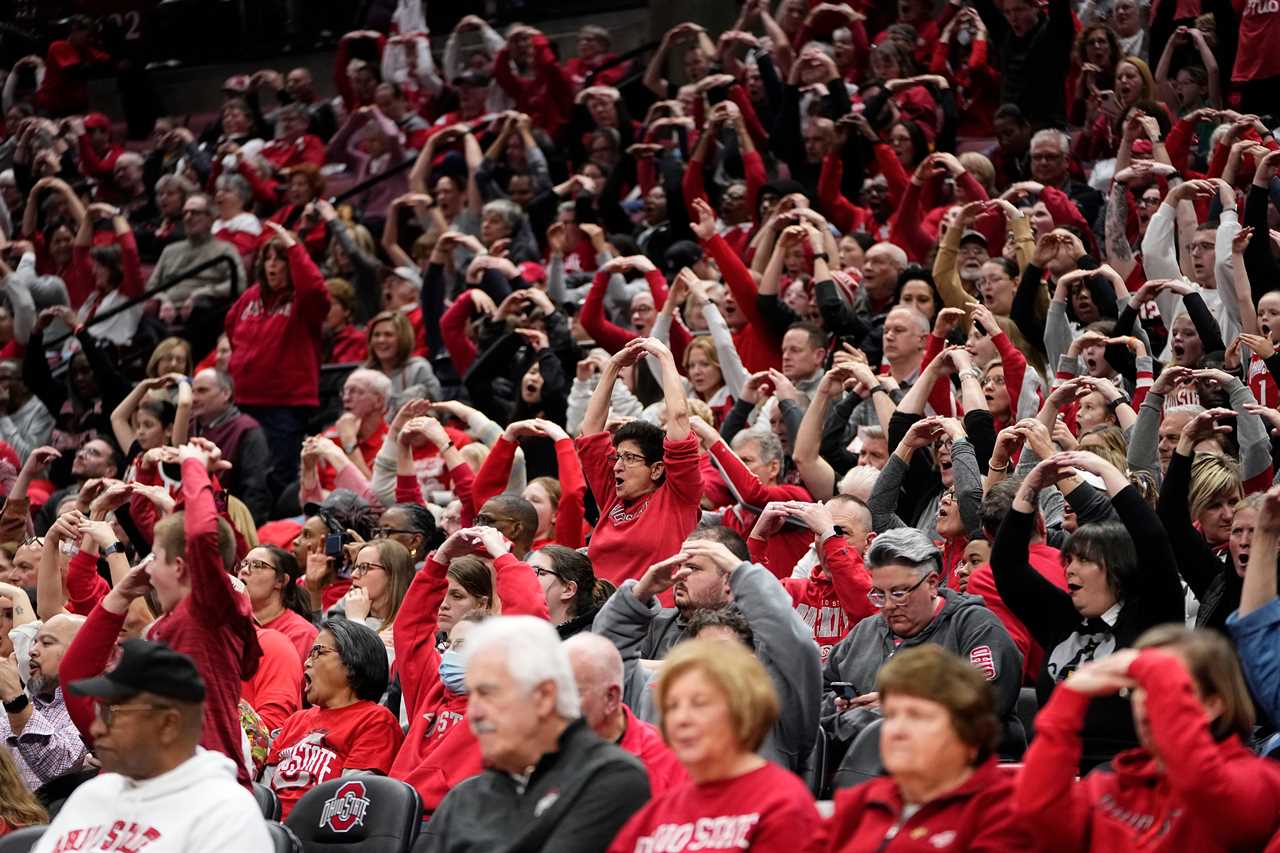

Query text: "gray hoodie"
[823, 587, 1023, 742]
[593, 561, 822, 773]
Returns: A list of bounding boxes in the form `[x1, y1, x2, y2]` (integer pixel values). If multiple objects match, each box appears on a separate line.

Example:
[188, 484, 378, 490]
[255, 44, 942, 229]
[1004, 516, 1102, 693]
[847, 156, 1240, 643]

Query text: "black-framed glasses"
[533, 567, 566, 583]
[19, 536, 44, 549]
[94, 702, 171, 727]
[307, 645, 339, 661]
[867, 573, 932, 608]
[236, 558, 277, 575]
[606, 451, 649, 467]
[473, 513, 500, 527]
[350, 562, 387, 578]
[374, 526, 419, 537]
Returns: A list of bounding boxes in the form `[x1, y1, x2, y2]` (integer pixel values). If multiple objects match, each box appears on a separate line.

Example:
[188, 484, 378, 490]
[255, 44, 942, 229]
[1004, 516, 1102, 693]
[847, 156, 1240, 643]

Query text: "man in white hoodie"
[33, 639, 271, 853]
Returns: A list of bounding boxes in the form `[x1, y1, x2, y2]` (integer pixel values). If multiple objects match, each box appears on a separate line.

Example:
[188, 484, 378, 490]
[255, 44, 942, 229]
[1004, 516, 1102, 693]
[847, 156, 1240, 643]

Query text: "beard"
[27, 673, 54, 698]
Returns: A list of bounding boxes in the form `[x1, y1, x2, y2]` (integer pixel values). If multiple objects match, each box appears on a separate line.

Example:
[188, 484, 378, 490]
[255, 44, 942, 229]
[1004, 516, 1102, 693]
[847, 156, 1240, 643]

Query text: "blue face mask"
[439, 649, 468, 695]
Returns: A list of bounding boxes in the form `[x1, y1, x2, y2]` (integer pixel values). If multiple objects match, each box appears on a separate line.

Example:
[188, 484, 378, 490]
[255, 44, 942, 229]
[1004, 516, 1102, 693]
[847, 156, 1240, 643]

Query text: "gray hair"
[869, 241, 909, 271]
[481, 199, 524, 232]
[887, 304, 930, 334]
[838, 465, 879, 502]
[732, 430, 784, 467]
[865, 527, 941, 577]
[196, 366, 235, 396]
[463, 615, 581, 718]
[563, 632, 625, 692]
[346, 367, 392, 400]
[1164, 404, 1206, 421]
[860, 425, 886, 442]
[1031, 128, 1071, 154]
[156, 173, 197, 198]
[114, 152, 144, 170]
[214, 173, 253, 207]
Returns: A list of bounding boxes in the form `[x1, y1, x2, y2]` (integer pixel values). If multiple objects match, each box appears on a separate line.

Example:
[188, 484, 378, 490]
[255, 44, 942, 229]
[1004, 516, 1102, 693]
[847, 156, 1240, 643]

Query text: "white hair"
[563, 632, 625, 691]
[1031, 128, 1071, 154]
[838, 465, 879, 502]
[869, 241, 908, 271]
[464, 616, 581, 718]
[346, 367, 392, 400]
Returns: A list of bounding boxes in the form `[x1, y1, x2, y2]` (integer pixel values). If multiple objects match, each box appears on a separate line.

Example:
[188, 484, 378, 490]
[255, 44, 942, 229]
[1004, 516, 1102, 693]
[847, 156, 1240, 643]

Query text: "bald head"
[28, 613, 85, 694]
[564, 633, 625, 737]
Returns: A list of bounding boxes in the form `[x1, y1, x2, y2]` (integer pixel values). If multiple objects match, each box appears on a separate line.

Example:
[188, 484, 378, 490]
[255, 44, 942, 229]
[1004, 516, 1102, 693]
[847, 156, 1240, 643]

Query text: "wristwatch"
[1105, 395, 1130, 412]
[812, 252, 830, 262]
[3, 694, 29, 714]
[102, 541, 125, 558]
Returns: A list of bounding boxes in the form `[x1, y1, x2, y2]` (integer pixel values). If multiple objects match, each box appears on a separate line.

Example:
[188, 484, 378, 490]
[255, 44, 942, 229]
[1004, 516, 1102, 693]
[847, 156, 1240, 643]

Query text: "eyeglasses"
[606, 451, 649, 467]
[307, 645, 339, 661]
[19, 536, 44, 549]
[350, 562, 387, 578]
[0, 609, 12, 620]
[867, 573, 932, 608]
[236, 558, 277, 575]
[533, 567, 566, 583]
[374, 526, 419, 537]
[1137, 196, 1160, 207]
[94, 702, 171, 727]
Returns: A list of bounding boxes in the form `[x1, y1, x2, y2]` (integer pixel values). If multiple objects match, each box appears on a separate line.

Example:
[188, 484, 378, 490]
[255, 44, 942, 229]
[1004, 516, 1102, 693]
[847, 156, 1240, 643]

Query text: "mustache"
[472, 720, 498, 735]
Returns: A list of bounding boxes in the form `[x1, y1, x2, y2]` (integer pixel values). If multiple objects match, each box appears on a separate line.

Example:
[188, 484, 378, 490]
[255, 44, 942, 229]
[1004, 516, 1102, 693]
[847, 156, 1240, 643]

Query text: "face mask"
[439, 649, 468, 695]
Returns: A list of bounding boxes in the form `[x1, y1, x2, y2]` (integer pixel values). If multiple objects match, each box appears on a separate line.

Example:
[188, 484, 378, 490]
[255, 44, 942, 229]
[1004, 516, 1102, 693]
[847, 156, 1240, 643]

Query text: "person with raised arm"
[575, 337, 701, 588]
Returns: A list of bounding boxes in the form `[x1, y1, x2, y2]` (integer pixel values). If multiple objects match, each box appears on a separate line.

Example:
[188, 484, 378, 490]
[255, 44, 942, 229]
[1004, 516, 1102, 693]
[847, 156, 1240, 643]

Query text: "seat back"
[254, 782, 282, 821]
[1016, 687, 1039, 743]
[832, 718, 885, 791]
[0, 826, 46, 853]
[805, 726, 832, 799]
[267, 821, 303, 853]
[284, 775, 421, 853]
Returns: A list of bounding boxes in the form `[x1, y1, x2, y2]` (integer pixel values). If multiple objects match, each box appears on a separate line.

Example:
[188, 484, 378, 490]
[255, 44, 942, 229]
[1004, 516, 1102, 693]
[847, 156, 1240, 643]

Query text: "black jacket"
[418, 718, 650, 853]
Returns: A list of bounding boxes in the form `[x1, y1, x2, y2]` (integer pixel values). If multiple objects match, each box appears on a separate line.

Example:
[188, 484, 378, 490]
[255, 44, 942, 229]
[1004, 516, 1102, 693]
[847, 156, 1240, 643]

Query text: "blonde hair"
[1079, 425, 1128, 471]
[958, 151, 995, 195]
[655, 639, 778, 754]
[146, 337, 193, 378]
[0, 747, 46, 829]
[364, 310, 415, 369]
[682, 337, 724, 396]
[1188, 453, 1242, 523]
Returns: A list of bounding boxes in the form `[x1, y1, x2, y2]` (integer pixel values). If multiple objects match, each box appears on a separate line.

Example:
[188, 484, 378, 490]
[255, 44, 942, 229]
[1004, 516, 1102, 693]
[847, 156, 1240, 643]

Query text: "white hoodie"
[32, 748, 271, 853]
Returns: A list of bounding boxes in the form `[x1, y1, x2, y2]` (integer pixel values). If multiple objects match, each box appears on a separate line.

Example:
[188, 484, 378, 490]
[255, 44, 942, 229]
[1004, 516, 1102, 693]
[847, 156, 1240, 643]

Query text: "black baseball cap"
[69, 639, 206, 703]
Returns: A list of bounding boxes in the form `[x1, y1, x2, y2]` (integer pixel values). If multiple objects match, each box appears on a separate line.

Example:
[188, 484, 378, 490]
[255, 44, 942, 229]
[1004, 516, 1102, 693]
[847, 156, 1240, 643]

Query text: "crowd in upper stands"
[0, 0, 1278, 848]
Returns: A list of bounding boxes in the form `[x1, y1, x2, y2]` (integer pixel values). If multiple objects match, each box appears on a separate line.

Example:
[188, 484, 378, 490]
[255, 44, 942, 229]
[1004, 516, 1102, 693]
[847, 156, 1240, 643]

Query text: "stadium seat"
[267, 820, 303, 853]
[254, 782, 282, 820]
[832, 718, 885, 790]
[284, 774, 421, 853]
[805, 726, 830, 798]
[1016, 687, 1040, 743]
[0, 826, 46, 853]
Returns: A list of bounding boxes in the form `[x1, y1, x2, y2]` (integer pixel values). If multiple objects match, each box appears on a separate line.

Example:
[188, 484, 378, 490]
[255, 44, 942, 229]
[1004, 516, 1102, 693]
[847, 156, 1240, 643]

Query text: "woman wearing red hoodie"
[225, 221, 328, 494]
[389, 525, 548, 813]
[814, 644, 1029, 852]
[1015, 625, 1280, 852]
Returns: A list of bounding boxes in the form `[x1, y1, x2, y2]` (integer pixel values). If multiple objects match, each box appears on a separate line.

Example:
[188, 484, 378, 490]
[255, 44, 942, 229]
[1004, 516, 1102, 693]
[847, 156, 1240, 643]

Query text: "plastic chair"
[284, 775, 421, 853]
[267, 821, 303, 853]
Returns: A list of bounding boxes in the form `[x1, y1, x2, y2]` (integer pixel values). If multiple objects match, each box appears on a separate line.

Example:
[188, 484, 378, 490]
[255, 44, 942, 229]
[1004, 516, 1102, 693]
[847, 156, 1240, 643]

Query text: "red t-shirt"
[242, 627, 302, 734]
[259, 608, 319, 664]
[576, 431, 703, 588]
[617, 704, 687, 797]
[1233, 0, 1280, 82]
[608, 763, 819, 853]
[266, 702, 404, 819]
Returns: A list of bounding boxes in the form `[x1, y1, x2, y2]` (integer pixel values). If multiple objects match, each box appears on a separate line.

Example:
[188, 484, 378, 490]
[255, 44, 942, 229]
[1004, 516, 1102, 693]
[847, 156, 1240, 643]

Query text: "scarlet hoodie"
[31, 749, 272, 853]
[1015, 649, 1280, 852]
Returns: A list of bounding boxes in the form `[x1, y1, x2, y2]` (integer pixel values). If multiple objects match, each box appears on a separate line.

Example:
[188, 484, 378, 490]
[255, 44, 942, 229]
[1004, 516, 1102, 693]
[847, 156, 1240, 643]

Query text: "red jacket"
[815, 757, 1029, 851]
[472, 436, 587, 549]
[709, 440, 813, 577]
[1015, 650, 1280, 852]
[225, 242, 329, 407]
[260, 134, 327, 171]
[576, 431, 703, 588]
[493, 35, 574, 136]
[780, 536, 877, 665]
[701, 233, 783, 373]
[580, 266, 691, 362]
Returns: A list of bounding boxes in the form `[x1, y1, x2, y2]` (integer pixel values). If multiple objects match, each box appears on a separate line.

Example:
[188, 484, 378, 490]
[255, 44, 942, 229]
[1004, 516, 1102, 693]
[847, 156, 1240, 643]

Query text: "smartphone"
[830, 682, 856, 701]
[324, 533, 346, 559]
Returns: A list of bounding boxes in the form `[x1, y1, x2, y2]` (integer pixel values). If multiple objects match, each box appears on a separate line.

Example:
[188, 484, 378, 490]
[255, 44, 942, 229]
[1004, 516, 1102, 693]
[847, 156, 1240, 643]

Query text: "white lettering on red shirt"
[630, 813, 762, 852]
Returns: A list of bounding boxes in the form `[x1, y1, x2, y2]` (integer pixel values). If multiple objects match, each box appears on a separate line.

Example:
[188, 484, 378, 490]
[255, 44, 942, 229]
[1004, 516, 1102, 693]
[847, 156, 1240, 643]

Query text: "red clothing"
[266, 701, 404, 819]
[702, 234, 783, 372]
[439, 291, 481, 373]
[580, 267, 691, 360]
[1015, 650, 1280, 852]
[576, 431, 703, 588]
[65, 549, 110, 616]
[242, 627, 302, 734]
[617, 704, 687, 797]
[493, 35, 574, 136]
[326, 323, 368, 365]
[66, 232, 143, 310]
[391, 552, 548, 806]
[709, 440, 812, 577]
[258, 608, 318, 665]
[260, 135, 327, 171]
[562, 55, 629, 90]
[36, 40, 109, 115]
[780, 537, 876, 664]
[608, 762, 820, 853]
[147, 458, 263, 786]
[1233, 0, 1280, 82]
[814, 757, 1028, 852]
[225, 243, 329, 407]
[963, 542, 1066, 682]
[319, 418, 387, 490]
[406, 303, 429, 358]
[472, 436, 588, 548]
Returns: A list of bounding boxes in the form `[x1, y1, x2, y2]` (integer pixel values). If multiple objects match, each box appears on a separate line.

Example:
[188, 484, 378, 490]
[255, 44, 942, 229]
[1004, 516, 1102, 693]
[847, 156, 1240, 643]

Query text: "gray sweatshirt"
[592, 561, 822, 773]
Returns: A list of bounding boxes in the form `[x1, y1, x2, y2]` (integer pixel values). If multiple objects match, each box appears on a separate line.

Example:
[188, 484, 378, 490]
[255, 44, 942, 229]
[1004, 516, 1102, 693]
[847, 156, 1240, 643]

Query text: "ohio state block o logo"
[319, 780, 371, 833]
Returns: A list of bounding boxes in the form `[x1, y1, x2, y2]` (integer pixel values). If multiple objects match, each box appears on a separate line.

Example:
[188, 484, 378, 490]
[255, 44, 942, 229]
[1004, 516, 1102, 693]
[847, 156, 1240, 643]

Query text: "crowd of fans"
[0, 0, 1277, 848]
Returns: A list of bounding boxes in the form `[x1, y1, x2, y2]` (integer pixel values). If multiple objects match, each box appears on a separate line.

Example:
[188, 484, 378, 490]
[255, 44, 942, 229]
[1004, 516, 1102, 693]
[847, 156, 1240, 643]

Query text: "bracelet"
[958, 367, 983, 381]
[101, 541, 125, 558]
[870, 385, 890, 396]
[988, 461, 1010, 473]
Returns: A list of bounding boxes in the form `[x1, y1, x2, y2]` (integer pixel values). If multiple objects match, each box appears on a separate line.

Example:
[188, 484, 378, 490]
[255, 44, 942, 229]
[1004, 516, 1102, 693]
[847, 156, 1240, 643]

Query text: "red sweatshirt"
[709, 440, 813, 577]
[964, 542, 1066, 682]
[493, 35, 574, 136]
[701, 234, 783, 372]
[267, 701, 404, 819]
[576, 431, 703, 588]
[814, 757, 1029, 851]
[225, 242, 329, 407]
[471, 436, 588, 549]
[618, 704, 687, 797]
[608, 762, 821, 853]
[151, 458, 263, 786]
[259, 608, 319, 665]
[65, 550, 109, 617]
[66, 231, 143, 310]
[780, 536, 876, 664]
[439, 290, 480, 374]
[818, 153, 884, 240]
[580, 266, 690, 362]
[392, 552, 548, 807]
[1015, 650, 1280, 852]
[241, 627, 301, 734]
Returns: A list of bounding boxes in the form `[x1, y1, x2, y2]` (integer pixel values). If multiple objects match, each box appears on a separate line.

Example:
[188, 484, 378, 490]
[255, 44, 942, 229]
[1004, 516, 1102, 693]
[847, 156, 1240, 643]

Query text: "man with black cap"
[34, 639, 271, 853]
